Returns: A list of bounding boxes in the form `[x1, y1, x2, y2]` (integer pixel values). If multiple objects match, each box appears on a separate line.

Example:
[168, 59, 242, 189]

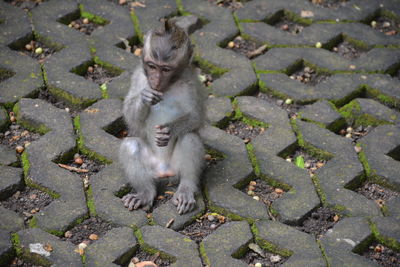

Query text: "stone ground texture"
[1, 0, 400, 266]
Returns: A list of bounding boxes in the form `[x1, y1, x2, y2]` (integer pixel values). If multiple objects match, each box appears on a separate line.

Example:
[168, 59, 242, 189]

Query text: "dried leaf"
[89, 234, 98, 240]
[301, 10, 314, 18]
[85, 108, 100, 113]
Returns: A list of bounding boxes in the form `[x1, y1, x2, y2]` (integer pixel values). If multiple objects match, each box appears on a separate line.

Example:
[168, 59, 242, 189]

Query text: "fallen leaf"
[44, 244, 53, 252]
[274, 188, 284, 194]
[301, 10, 314, 18]
[333, 214, 340, 222]
[131, 1, 146, 7]
[89, 234, 98, 240]
[85, 108, 100, 113]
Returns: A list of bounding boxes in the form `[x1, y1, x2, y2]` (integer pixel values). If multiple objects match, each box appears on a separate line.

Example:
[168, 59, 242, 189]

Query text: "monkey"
[119, 20, 205, 214]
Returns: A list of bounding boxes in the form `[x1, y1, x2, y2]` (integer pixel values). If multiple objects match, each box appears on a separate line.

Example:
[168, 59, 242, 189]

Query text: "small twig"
[267, 208, 277, 221]
[58, 163, 89, 173]
[165, 218, 174, 228]
[246, 44, 268, 59]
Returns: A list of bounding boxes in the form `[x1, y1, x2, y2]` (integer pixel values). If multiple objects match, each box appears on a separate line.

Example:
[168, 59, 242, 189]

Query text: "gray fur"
[119, 62, 205, 214]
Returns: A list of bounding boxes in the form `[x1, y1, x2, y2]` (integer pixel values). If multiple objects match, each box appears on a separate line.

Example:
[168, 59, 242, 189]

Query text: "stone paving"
[0, 0, 400, 266]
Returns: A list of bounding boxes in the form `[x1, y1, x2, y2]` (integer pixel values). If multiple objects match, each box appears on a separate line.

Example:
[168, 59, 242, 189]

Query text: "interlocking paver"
[202, 221, 252, 267]
[297, 120, 381, 216]
[15, 98, 87, 233]
[1, 0, 400, 265]
[320, 217, 379, 267]
[255, 220, 326, 266]
[139, 225, 203, 267]
[85, 227, 137, 267]
[359, 125, 400, 190]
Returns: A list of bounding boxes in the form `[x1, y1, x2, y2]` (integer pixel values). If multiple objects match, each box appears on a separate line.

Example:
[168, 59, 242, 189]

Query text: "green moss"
[205, 147, 226, 161]
[24, 177, 60, 199]
[289, 118, 304, 147]
[255, 236, 293, 257]
[339, 99, 363, 122]
[21, 152, 30, 179]
[93, 56, 124, 77]
[369, 221, 400, 251]
[208, 202, 252, 223]
[13, 103, 50, 135]
[134, 229, 177, 262]
[331, 86, 366, 108]
[48, 86, 96, 109]
[259, 173, 292, 192]
[74, 116, 112, 164]
[28, 216, 38, 228]
[316, 239, 331, 267]
[11, 233, 22, 255]
[13, 232, 53, 266]
[193, 55, 229, 78]
[302, 141, 334, 161]
[79, 5, 109, 25]
[311, 175, 327, 206]
[246, 143, 261, 176]
[258, 78, 289, 101]
[199, 242, 211, 266]
[232, 241, 251, 259]
[86, 186, 96, 217]
[367, 87, 399, 110]
[357, 146, 372, 177]
[34, 32, 65, 52]
[233, 13, 244, 33]
[130, 10, 143, 42]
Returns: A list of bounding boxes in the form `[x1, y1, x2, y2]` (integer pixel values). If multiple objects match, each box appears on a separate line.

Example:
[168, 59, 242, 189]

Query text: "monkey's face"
[144, 60, 178, 92]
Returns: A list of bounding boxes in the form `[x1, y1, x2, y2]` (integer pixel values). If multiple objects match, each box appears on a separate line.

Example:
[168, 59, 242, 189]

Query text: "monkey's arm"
[157, 88, 203, 139]
[123, 69, 153, 137]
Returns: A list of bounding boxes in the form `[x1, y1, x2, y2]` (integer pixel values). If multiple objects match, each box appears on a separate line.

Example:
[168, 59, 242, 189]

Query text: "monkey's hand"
[155, 125, 171, 147]
[141, 87, 163, 105]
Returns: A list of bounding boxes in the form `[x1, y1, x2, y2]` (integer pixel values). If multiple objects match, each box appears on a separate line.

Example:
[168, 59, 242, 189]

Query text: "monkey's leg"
[170, 133, 204, 214]
[119, 137, 157, 211]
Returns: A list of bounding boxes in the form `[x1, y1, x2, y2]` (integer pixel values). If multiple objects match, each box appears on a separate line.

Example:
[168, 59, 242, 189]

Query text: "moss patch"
[74, 116, 112, 164]
[86, 186, 96, 217]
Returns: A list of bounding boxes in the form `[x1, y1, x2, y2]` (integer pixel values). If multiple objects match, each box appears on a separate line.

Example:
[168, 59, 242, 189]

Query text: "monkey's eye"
[161, 67, 171, 73]
[147, 63, 157, 70]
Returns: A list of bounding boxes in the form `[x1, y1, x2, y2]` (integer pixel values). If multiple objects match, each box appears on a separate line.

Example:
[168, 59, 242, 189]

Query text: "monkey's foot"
[122, 193, 153, 211]
[172, 187, 196, 214]
[155, 163, 176, 178]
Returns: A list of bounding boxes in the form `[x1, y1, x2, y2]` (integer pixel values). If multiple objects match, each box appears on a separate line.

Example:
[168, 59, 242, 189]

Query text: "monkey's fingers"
[142, 90, 162, 104]
[155, 126, 170, 134]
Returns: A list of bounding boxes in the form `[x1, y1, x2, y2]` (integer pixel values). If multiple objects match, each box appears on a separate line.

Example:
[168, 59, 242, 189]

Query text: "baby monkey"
[119, 20, 205, 214]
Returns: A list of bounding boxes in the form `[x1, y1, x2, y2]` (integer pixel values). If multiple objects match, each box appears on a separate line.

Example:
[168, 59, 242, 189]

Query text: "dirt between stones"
[126, 248, 172, 267]
[0, 121, 41, 150]
[362, 242, 400, 267]
[0, 188, 53, 223]
[241, 249, 288, 266]
[296, 207, 340, 238]
[206, 0, 244, 11]
[61, 217, 115, 245]
[179, 211, 231, 243]
[332, 40, 368, 60]
[310, 0, 349, 9]
[224, 120, 265, 143]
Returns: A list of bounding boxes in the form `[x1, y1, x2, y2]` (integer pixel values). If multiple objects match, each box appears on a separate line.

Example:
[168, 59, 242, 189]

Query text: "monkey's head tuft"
[144, 19, 192, 65]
